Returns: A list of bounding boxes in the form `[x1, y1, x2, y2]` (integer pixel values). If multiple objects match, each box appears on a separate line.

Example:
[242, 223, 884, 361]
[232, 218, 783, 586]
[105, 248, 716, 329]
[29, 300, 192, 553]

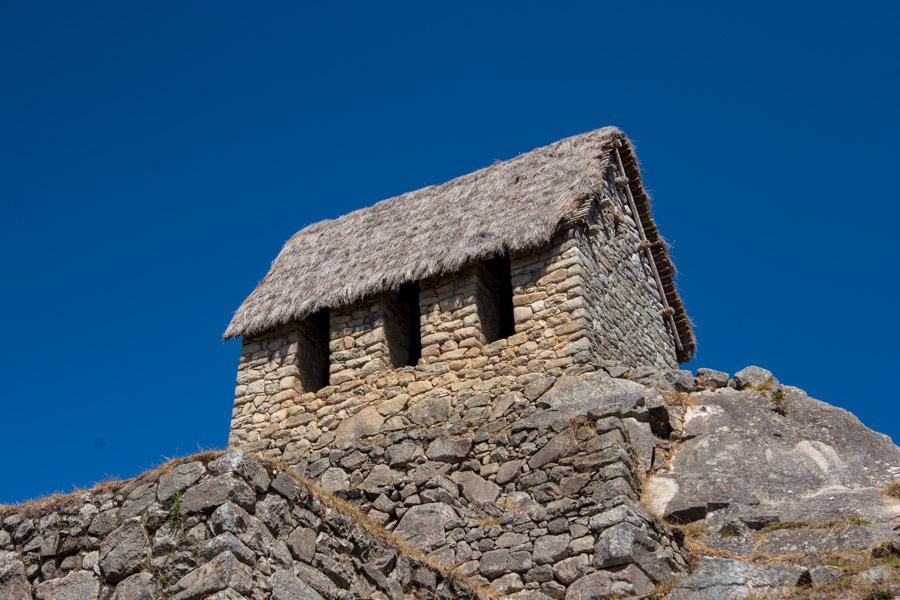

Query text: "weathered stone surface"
[395, 503, 458, 550]
[287, 527, 317, 563]
[496, 459, 523, 485]
[731, 365, 777, 390]
[533, 534, 570, 565]
[205, 591, 251, 600]
[426, 437, 472, 462]
[385, 440, 421, 467]
[318, 466, 349, 492]
[180, 474, 256, 514]
[333, 406, 384, 444]
[553, 554, 589, 585]
[852, 564, 893, 586]
[88, 508, 119, 536]
[407, 395, 452, 426]
[110, 572, 158, 600]
[359, 464, 402, 491]
[99, 519, 149, 583]
[528, 429, 576, 469]
[524, 377, 554, 401]
[695, 368, 729, 389]
[450, 471, 500, 505]
[198, 533, 256, 566]
[208, 449, 271, 492]
[170, 551, 253, 600]
[271, 471, 302, 502]
[593, 522, 674, 583]
[209, 502, 274, 554]
[644, 387, 900, 530]
[157, 461, 206, 501]
[120, 482, 156, 519]
[667, 557, 808, 600]
[808, 565, 843, 585]
[491, 572, 524, 595]
[480, 548, 509, 579]
[0, 551, 31, 600]
[564, 569, 633, 600]
[520, 372, 653, 432]
[271, 568, 325, 600]
[33, 570, 99, 600]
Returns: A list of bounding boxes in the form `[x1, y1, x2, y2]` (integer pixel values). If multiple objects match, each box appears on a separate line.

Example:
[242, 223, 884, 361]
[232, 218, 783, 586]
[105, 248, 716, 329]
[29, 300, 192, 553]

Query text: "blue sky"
[1, 2, 898, 503]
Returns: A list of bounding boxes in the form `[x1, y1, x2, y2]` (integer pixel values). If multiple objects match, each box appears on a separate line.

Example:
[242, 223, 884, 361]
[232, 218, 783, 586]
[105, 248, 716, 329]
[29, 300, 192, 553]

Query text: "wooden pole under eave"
[612, 146, 684, 355]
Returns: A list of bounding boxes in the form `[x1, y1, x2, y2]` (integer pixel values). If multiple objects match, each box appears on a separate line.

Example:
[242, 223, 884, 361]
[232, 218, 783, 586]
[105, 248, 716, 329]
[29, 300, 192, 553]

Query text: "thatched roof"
[225, 126, 695, 361]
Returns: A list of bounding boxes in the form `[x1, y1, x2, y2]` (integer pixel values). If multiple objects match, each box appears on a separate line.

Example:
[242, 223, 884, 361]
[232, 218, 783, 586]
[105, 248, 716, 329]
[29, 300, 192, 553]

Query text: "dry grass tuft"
[0, 450, 225, 519]
[660, 390, 695, 408]
[646, 579, 679, 598]
[883, 480, 900, 499]
[477, 516, 501, 528]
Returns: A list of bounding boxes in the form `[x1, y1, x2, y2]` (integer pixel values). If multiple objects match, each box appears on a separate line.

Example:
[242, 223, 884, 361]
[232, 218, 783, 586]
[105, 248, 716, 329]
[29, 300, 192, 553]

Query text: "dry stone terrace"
[6, 365, 895, 599]
[236, 365, 696, 598]
[0, 450, 479, 600]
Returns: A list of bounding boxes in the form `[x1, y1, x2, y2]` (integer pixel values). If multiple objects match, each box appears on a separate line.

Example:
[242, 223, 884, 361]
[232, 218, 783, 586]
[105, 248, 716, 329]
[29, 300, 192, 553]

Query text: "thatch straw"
[224, 126, 695, 361]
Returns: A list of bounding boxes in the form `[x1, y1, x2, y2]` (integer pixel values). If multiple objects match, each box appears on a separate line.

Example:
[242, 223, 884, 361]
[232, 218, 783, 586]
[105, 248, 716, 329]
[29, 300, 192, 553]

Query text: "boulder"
[198, 533, 256, 566]
[359, 464, 402, 491]
[406, 395, 451, 426]
[450, 471, 500, 505]
[180, 475, 256, 515]
[496, 459, 523, 485]
[318, 467, 349, 493]
[425, 437, 472, 462]
[386, 440, 422, 467]
[209, 502, 275, 555]
[333, 406, 384, 445]
[170, 551, 253, 600]
[270, 568, 324, 600]
[731, 365, 777, 390]
[395, 503, 458, 550]
[479, 548, 509, 579]
[564, 569, 640, 600]
[528, 429, 576, 469]
[120, 482, 157, 519]
[110, 572, 158, 600]
[99, 519, 149, 583]
[34, 570, 99, 600]
[157, 461, 206, 501]
[533, 534, 570, 565]
[517, 372, 653, 430]
[809, 565, 843, 585]
[0, 551, 31, 600]
[207, 449, 271, 492]
[270, 471, 302, 502]
[695, 368, 729, 389]
[287, 527, 317, 563]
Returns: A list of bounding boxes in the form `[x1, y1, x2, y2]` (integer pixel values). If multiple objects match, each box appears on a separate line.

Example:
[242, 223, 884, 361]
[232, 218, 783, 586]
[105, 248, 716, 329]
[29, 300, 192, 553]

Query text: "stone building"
[224, 126, 695, 453]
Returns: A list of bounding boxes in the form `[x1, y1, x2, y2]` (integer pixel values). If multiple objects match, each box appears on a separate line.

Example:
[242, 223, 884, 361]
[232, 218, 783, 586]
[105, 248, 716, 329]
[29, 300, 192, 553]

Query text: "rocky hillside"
[1, 365, 898, 599]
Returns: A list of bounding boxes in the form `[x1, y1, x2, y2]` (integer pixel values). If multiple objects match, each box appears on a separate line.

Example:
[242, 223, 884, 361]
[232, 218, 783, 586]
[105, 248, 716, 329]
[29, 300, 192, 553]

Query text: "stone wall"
[287, 369, 691, 598]
[229, 232, 598, 455]
[0, 450, 473, 600]
[576, 161, 678, 369]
